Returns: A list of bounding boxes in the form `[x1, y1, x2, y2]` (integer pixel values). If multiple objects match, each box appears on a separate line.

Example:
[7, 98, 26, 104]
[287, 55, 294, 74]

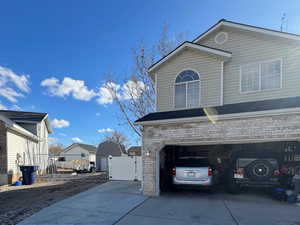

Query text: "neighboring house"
[59, 143, 96, 170]
[127, 146, 142, 156]
[135, 19, 300, 196]
[96, 141, 126, 171]
[0, 110, 52, 185]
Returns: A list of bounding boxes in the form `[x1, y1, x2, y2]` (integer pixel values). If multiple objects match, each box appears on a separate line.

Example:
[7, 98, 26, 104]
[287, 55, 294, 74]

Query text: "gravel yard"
[0, 173, 107, 225]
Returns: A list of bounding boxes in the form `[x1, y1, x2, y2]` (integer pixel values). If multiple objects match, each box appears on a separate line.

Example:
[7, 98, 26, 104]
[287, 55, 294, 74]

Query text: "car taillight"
[171, 168, 176, 176]
[208, 168, 213, 176]
[235, 168, 244, 175]
[273, 169, 280, 176]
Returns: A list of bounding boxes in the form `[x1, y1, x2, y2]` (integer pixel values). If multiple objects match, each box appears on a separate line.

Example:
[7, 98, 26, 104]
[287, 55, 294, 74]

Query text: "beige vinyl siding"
[155, 49, 222, 112]
[6, 130, 38, 174]
[198, 27, 300, 104]
[6, 119, 49, 175]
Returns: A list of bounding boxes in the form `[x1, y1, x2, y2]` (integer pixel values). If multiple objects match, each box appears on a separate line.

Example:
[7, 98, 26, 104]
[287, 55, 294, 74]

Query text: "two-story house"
[135, 19, 300, 196]
[0, 110, 52, 185]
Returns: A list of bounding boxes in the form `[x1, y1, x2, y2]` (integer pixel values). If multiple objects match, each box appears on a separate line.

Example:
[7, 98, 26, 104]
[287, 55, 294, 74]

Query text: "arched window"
[175, 70, 200, 109]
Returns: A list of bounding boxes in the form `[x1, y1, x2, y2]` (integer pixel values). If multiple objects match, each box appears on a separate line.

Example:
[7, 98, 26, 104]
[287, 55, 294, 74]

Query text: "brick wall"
[0, 120, 7, 174]
[142, 113, 300, 196]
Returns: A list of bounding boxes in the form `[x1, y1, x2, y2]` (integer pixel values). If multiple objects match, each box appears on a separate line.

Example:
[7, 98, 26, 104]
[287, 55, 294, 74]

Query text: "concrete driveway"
[19, 181, 300, 225]
[18, 181, 147, 225]
[116, 189, 300, 225]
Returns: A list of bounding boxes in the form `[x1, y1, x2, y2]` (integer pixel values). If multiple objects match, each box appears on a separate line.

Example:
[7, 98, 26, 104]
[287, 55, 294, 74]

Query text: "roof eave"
[148, 42, 231, 73]
[193, 20, 300, 43]
[135, 107, 300, 126]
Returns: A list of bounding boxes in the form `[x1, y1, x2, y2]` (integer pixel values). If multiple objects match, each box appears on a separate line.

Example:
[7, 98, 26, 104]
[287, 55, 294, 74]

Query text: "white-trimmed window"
[241, 59, 282, 93]
[175, 70, 200, 109]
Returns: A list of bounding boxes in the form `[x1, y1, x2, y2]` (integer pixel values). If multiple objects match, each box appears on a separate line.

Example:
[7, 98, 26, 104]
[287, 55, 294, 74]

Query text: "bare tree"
[49, 143, 64, 156]
[103, 130, 130, 149]
[105, 25, 185, 137]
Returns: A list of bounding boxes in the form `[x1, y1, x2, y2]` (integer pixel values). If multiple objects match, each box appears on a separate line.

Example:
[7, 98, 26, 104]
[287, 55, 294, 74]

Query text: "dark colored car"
[227, 157, 280, 193]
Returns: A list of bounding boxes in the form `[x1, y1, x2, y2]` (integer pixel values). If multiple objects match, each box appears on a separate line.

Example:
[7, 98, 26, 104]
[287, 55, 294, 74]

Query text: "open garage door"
[159, 145, 216, 193]
[158, 141, 300, 194]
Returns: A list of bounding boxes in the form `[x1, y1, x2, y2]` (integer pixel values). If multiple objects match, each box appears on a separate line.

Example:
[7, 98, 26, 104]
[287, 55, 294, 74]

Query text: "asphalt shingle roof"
[136, 96, 300, 123]
[0, 110, 47, 122]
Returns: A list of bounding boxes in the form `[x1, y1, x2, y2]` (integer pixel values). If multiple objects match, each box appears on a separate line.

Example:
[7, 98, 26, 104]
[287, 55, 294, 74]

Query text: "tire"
[245, 160, 274, 181]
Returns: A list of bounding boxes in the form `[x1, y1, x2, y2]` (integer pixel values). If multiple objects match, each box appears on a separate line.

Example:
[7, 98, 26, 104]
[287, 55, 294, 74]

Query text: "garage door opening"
[158, 141, 300, 194]
[159, 145, 217, 193]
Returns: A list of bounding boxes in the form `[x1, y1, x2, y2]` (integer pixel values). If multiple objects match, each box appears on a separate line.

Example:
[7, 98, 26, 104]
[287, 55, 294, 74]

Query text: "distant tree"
[103, 130, 130, 150]
[49, 144, 64, 156]
[104, 24, 186, 137]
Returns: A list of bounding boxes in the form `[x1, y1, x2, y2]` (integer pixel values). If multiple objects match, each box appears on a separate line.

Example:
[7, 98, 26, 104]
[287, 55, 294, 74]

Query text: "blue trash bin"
[20, 166, 39, 185]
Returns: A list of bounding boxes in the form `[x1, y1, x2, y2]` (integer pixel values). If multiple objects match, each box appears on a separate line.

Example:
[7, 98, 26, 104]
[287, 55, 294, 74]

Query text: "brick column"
[0, 121, 7, 174]
[142, 133, 164, 196]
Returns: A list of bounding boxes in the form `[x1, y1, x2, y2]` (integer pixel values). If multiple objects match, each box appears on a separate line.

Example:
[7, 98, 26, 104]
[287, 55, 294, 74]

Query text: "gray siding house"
[136, 19, 300, 196]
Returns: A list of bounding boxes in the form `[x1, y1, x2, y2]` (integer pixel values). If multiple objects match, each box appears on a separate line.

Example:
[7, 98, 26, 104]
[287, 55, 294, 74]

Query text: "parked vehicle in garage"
[172, 156, 217, 190]
[227, 157, 280, 193]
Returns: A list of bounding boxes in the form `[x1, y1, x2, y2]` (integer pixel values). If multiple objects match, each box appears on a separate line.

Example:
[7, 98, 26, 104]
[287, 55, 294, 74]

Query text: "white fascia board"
[0, 114, 38, 141]
[43, 114, 53, 134]
[194, 21, 300, 43]
[148, 42, 231, 73]
[8, 124, 39, 142]
[135, 107, 300, 126]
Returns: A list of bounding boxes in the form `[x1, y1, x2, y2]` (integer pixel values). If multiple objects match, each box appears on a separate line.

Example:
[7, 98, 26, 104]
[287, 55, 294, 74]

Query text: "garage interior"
[159, 141, 300, 193]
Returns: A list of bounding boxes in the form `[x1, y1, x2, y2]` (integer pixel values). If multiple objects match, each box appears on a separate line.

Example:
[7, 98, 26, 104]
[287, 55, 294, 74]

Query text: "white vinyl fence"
[108, 156, 142, 181]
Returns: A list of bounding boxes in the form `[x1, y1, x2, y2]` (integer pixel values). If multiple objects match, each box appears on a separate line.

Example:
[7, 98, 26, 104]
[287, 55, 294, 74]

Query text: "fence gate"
[108, 156, 142, 181]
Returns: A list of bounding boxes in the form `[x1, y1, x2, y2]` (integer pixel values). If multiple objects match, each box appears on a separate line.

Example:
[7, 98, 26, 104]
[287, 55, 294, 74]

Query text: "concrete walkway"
[18, 181, 147, 225]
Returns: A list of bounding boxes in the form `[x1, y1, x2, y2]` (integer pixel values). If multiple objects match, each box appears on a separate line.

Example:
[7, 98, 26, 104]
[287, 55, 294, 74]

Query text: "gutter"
[7, 124, 39, 142]
[135, 107, 300, 126]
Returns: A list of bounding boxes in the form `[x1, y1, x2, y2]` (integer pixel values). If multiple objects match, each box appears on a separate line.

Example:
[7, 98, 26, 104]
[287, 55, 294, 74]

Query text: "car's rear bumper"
[173, 176, 213, 186]
[235, 178, 279, 187]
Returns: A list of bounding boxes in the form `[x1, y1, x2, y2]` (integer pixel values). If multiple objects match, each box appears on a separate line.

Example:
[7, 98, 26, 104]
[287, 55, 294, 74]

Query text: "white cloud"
[95, 112, 101, 116]
[96, 82, 120, 105]
[97, 128, 114, 133]
[0, 87, 24, 103]
[96, 80, 146, 105]
[122, 80, 146, 100]
[59, 133, 67, 136]
[41, 76, 146, 105]
[72, 137, 83, 143]
[49, 137, 58, 144]
[0, 103, 7, 110]
[0, 103, 21, 111]
[51, 118, 70, 128]
[41, 77, 96, 101]
[0, 66, 30, 102]
[10, 105, 22, 111]
[0, 66, 30, 92]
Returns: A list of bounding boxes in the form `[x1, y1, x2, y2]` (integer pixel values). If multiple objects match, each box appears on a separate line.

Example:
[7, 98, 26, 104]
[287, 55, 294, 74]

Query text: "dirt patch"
[0, 173, 107, 225]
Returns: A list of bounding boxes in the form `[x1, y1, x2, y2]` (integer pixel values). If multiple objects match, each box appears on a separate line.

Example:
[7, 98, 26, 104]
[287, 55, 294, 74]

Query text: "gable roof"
[0, 109, 52, 133]
[148, 41, 232, 73]
[135, 96, 300, 124]
[193, 19, 300, 43]
[127, 146, 141, 156]
[96, 141, 126, 157]
[64, 143, 97, 154]
[0, 110, 47, 122]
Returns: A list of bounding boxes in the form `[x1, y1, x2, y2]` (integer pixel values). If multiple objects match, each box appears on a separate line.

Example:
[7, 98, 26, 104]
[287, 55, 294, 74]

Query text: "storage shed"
[96, 141, 126, 171]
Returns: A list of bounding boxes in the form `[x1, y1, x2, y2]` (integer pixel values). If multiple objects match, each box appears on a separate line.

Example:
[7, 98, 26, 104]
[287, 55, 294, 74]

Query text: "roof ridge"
[192, 19, 300, 43]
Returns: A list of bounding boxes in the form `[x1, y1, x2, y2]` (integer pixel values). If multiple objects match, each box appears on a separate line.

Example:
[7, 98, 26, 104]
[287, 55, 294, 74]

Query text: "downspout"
[220, 61, 224, 106]
[155, 73, 158, 111]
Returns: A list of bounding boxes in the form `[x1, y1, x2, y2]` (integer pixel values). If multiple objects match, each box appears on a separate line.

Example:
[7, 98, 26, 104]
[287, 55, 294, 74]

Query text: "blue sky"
[0, 0, 300, 147]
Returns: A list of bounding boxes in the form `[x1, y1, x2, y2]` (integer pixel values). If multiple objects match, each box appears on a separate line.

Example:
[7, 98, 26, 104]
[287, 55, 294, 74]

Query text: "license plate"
[234, 174, 244, 179]
[187, 172, 195, 177]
